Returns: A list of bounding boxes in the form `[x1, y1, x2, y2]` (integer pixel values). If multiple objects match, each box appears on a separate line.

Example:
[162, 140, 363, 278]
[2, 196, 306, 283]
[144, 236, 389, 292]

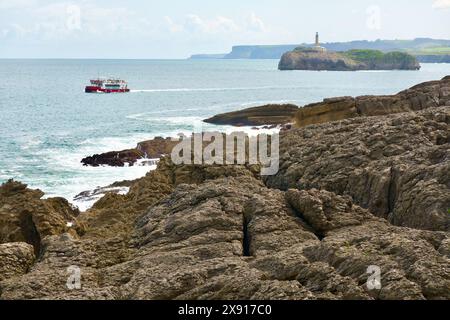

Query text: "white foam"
[71, 186, 130, 212]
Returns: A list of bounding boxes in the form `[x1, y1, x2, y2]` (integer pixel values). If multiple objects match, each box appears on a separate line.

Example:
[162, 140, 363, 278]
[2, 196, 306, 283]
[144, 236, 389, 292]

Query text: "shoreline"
[15, 75, 450, 212]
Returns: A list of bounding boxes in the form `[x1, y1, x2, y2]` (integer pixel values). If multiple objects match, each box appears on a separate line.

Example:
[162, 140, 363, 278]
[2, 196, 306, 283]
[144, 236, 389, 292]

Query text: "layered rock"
[204, 104, 298, 127]
[294, 76, 450, 127]
[266, 107, 450, 232]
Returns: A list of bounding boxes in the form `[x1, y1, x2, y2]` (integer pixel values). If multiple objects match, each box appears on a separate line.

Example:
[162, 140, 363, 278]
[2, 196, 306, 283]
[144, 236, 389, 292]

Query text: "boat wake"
[130, 86, 306, 93]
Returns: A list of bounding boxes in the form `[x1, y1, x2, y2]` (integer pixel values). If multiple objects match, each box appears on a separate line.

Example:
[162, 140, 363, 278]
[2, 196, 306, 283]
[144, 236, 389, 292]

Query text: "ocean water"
[1, 59, 449, 209]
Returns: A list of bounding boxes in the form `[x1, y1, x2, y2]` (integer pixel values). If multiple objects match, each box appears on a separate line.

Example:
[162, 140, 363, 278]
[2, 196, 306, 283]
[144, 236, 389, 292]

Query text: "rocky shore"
[0, 78, 449, 300]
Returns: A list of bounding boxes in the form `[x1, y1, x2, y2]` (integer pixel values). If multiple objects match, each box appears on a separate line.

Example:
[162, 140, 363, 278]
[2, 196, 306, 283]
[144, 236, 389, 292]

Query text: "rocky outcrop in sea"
[204, 104, 298, 127]
[81, 137, 178, 167]
[0, 78, 449, 300]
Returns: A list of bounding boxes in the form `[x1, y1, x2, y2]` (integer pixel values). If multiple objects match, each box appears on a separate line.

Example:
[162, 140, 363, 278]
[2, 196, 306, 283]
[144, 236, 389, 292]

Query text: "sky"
[0, 0, 449, 58]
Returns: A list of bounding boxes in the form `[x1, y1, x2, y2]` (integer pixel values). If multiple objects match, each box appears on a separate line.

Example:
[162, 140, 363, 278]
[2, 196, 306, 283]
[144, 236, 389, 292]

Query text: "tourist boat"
[85, 78, 130, 93]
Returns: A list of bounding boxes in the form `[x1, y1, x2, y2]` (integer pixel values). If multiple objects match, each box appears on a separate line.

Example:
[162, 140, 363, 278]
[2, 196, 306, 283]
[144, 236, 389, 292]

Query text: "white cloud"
[432, 0, 450, 8]
[1, 2, 141, 40]
[164, 13, 268, 35]
[176, 14, 239, 34]
[246, 13, 266, 32]
[164, 16, 183, 33]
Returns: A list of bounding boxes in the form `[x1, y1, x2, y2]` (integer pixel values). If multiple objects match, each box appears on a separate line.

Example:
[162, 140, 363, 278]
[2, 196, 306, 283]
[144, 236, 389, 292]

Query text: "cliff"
[190, 38, 450, 60]
[279, 48, 420, 71]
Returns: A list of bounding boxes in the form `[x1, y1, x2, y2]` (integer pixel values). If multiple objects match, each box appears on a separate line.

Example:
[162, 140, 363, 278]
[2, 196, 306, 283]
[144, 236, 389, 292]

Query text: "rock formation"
[0, 157, 448, 299]
[294, 76, 450, 127]
[81, 137, 179, 167]
[0, 79, 449, 300]
[204, 104, 298, 127]
[279, 48, 420, 71]
[0, 180, 85, 255]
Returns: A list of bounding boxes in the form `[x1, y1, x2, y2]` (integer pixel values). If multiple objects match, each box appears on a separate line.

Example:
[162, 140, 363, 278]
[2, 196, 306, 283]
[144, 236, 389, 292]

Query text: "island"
[279, 33, 420, 71]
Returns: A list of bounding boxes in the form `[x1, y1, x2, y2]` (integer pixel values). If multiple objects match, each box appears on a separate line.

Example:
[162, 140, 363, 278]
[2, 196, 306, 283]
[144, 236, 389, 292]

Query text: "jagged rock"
[81, 137, 178, 167]
[1, 172, 448, 300]
[0, 180, 85, 254]
[204, 104, 299, 127]
[81, 149, 144, 167]
[294, 76, 450, 127]
[266, 107, 450, 232]
[0, 243, 35, 281]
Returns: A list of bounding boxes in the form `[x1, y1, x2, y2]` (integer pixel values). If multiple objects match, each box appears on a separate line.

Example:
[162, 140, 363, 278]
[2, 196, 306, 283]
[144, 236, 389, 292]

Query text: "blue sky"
[0, 0, 449, 58]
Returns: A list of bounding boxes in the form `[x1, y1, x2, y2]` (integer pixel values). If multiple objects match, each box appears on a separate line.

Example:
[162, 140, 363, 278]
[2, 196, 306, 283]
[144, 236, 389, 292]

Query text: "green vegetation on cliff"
[279, 48, 420, 71]
[343, 49, 419, 69]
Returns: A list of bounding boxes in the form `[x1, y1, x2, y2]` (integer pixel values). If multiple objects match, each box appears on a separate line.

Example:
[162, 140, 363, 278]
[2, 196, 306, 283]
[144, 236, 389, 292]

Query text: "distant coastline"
[188, 38, 450, 63]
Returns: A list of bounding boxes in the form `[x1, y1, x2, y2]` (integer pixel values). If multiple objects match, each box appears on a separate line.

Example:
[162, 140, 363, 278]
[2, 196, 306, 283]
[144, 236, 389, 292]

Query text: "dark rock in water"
[204, 104, 299, 126]
[81, 137, 178, 167]
[294, 76, 450, 128]
[279, 48, 420, 71]
[82, 149, 144, 167]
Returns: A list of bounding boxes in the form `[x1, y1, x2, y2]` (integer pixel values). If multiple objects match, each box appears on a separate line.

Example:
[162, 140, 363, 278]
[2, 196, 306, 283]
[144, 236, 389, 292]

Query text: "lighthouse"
[313, 32, 327, 52]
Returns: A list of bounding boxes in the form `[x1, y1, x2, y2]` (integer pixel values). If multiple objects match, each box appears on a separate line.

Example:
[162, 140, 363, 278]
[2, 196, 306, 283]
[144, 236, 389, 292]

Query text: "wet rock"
[204, 104, 298, 127]
[81, 137, 178, 167]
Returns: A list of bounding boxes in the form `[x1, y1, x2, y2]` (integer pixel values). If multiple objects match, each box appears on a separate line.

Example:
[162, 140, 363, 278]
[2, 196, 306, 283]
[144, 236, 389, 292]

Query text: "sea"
[1, 59, 449, 210]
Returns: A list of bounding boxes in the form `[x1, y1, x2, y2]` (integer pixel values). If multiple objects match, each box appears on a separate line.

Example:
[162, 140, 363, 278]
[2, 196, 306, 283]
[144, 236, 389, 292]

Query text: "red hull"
[85, 86, 130, 93]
